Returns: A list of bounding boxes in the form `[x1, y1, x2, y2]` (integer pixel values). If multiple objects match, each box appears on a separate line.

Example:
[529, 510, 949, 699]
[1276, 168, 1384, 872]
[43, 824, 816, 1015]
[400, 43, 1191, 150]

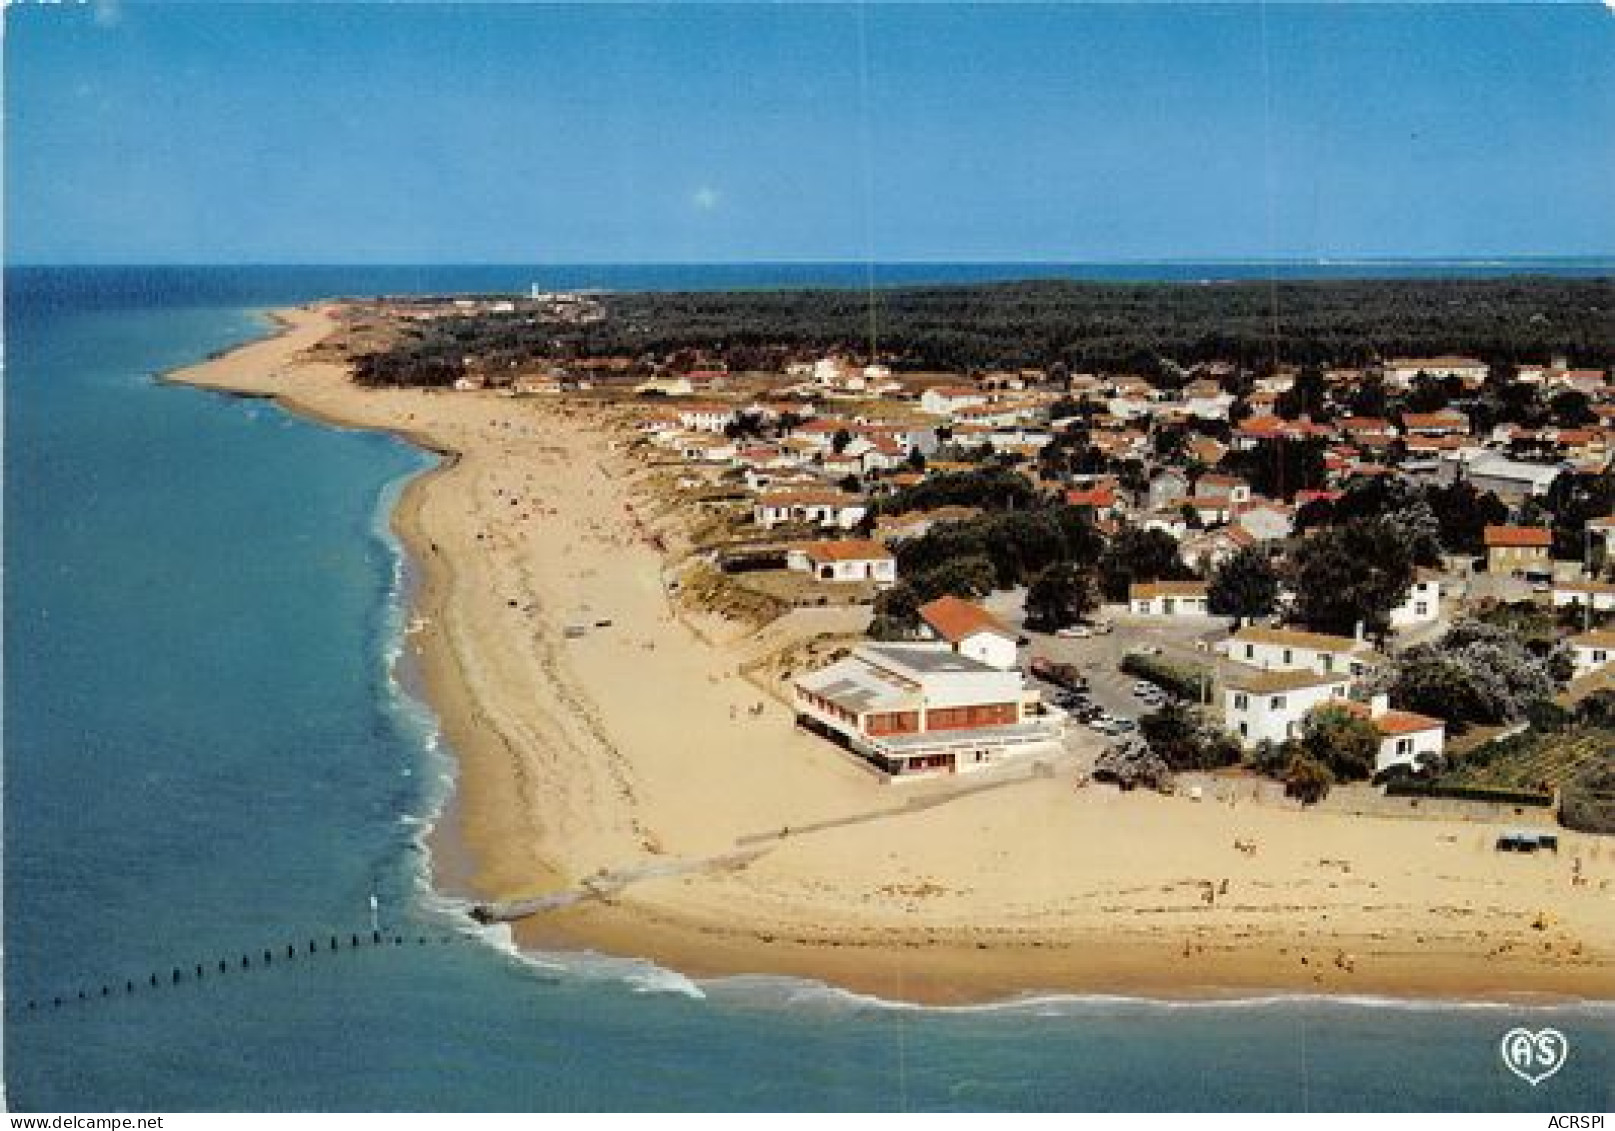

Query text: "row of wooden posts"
[18, 929, 467, 1015]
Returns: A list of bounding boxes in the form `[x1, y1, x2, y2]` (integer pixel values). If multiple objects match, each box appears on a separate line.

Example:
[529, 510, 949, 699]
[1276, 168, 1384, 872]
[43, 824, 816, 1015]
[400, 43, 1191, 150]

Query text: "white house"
[793, 642, 1061, 778]
[635, 374, 695, 397]
[1195, 474, 1253, 505]
[785, 540, 897, 586]
[1129, 580, 1211, 617]
[1569, 630, 1615, 678]
[1328, 696, 1447, 776]
[1221, 625, 1376, 679]
[916, 595, 1020, 670]
[676, 403, 738, 434]
[1232, 500, 1294, 543]
[920, 386, 989, 416]
[1383, 356, 1488, 388]
[753, 490, 868, 531]
[1552, 579, 1615, 614]
[1223, 666, 1351, 747]
[1389, 573, 1443, 630]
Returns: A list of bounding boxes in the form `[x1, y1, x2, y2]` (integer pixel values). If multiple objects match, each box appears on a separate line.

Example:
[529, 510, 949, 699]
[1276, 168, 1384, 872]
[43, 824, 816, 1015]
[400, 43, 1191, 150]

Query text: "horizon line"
[8, 254, 1615, 270]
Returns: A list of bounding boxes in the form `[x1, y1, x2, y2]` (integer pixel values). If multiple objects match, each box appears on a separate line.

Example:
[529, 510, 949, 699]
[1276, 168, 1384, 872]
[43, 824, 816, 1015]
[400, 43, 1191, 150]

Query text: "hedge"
[1119, 653, 1212, 703]
[1384, 781, 1553, 807]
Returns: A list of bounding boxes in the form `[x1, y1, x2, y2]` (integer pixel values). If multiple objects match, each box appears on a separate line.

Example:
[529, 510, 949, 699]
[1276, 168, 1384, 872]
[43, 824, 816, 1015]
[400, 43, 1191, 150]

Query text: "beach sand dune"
[168, 305, 1615, 1005]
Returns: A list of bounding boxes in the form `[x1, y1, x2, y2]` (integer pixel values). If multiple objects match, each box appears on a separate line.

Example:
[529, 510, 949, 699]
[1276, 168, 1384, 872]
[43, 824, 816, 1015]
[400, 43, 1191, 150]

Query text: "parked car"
[1056, 626, 1092, 638]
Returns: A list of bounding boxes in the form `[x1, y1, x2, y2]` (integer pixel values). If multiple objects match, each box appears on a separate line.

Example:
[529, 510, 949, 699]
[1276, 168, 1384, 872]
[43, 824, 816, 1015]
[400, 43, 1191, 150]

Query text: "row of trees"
[349, 277, 1615, 386]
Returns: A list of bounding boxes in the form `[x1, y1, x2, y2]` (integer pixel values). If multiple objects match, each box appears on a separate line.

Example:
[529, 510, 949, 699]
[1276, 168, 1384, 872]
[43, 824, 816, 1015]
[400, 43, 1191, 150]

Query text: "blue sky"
[7, 2, 1613, 263]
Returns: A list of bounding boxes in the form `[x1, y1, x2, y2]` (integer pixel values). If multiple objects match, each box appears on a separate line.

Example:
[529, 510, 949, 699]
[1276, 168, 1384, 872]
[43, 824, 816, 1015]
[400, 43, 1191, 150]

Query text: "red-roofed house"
[1330, 696, 1447, 776]
[1484, 526, 1553, 574]
[1401, 410, 1470, 437]
[916, 596, 1019, 669]
[786, 540, 897, 586]
[1064, 485, 1120, 517]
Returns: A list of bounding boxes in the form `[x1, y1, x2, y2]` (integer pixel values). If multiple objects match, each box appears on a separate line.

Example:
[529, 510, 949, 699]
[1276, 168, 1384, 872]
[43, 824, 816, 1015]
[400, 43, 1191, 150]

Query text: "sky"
[6, 2, 1614, 264]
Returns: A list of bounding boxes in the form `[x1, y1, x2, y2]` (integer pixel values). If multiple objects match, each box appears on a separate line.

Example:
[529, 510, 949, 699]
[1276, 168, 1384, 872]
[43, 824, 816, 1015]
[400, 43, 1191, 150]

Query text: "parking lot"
[982, 590, 1232, 743]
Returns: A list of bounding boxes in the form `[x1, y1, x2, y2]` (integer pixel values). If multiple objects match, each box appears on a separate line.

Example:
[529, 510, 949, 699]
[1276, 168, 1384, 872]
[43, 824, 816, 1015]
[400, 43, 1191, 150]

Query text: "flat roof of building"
[861, 642, 1002, 677]
[796, 656, 917, 714]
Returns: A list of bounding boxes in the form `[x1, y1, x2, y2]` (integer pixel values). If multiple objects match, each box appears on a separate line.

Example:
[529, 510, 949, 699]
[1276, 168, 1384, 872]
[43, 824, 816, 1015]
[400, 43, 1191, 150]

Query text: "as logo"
[1499, 1027, 1569, 1086]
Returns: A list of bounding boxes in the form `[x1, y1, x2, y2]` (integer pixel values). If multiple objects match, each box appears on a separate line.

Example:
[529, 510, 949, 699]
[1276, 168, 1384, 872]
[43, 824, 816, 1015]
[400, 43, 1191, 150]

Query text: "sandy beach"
[167, 304, 1615, 1006]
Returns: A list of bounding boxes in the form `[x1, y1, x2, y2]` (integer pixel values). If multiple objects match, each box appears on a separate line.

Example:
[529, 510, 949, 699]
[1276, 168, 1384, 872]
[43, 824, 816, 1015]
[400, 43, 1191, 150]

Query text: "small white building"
[676, 403, 738, 434]
[793, 642, 1061, 778]
[1221, 625, 1376, 679]
[916, 595, 1020, 670]
[920, 386, 990, 416]
[1233, 501, 1294, 543]
[1329, 696, 1447, 776]
[1383, 356, 1488, 388]
[1569, 630, 1615, 678]
[786, 540, 897, 586]
[753, 491, 868, 531]
[1223, 666, 1351, 747]
[1552, 579, 1615, 614]
[1389, 573, 1443, 630]
[635, 375, 695, 397]
[1129, 580, 1211, 617]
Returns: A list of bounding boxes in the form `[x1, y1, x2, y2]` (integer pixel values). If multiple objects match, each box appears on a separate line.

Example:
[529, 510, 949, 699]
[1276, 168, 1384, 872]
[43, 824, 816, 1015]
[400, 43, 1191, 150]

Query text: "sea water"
[4, 266, 1611, 1112]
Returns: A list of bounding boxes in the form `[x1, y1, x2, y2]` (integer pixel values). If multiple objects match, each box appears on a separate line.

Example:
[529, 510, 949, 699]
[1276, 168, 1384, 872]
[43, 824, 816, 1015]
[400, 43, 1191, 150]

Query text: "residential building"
[785, 540, 897, 586]
[1129, 580, 1211, 617]
[1233, 500, 1294, 542]
[920, 386, 990, 416]
[1388, 573, 1443, 630]
[676, 403, 738, 433]
[1331, 696, 1447, 776]
[1383, 357, 1488, 387]
[1223, 666, 1351, 747]
[1484, 526, 1553, 574]
[1222, 625, 1375, 678]
[793, 643, 1062, 778]
[1146, 469, 1191, 513]
[1552, 579, 1615, 614]
[916, 596, 1020, 670]
[753, 491, 868, 531]
[1568, 630, 1614, 678]
[1438, 450, 1568, 501]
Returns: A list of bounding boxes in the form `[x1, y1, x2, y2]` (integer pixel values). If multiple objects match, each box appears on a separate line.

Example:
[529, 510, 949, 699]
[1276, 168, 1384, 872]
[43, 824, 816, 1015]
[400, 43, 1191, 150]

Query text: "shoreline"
[163, 302, 1615, 1008]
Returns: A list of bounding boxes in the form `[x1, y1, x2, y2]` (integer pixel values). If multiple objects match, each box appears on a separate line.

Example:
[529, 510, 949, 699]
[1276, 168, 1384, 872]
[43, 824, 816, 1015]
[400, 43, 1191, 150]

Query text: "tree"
[1024, 562, 1097, 631]
[1208, 546, 1280, 627]
[1140, 703, 1242, 771]
[1284, 753, 1335, 805]
[1289, 518, 1415, 638]
[1094, 738, 1174, 793]
[831, 428, 853, 454]
[1300, 705, 1381, 782]
[907, 555, 998, 601]
[1548, 389, 1596, 427]
[1276, 365, 1329, 421]
[1375, 618, 1567, 728]
[1223, 438, 1329, 500]
[868, 584, 922, 640]
[1403, 371, 1454, 413]
[905, 447, 927, 473]
[1097, 526, 1194, 602]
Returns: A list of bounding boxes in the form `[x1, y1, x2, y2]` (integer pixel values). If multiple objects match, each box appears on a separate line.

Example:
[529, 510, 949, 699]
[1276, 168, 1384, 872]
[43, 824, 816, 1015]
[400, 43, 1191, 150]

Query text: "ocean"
[4, 264, 1611, 1112]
